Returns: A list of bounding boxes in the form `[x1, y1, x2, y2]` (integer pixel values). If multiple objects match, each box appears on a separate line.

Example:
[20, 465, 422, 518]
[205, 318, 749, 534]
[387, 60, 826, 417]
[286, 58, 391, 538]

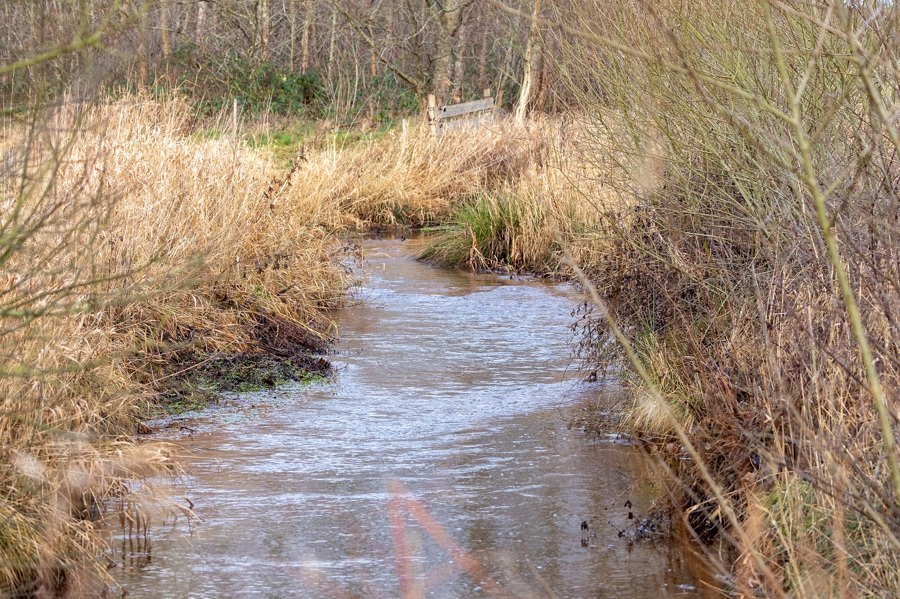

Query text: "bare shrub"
[555, 0, 900, 595]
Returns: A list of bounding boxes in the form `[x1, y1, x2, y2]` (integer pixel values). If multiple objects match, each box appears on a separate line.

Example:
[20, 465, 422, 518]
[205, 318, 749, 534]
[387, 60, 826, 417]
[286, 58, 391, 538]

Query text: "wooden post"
[427, 94, 438, 136]
[232, 98, 239, 138]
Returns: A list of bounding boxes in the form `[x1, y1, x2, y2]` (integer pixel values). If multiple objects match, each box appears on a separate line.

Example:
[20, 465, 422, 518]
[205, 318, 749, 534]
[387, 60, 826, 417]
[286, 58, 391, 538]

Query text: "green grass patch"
[419, 194, 522, 270]
[419, 193, 561, 273]
[238, 122, 399, 168]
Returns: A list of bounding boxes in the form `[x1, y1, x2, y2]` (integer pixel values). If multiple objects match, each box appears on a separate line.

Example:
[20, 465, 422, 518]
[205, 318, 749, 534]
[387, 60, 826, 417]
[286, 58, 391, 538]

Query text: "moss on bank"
[149, 352, 330, 417]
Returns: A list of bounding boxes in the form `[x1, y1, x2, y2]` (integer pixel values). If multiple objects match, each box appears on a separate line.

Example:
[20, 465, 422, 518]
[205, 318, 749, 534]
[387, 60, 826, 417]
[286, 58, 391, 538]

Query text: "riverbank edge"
[1, 102, 577, 596]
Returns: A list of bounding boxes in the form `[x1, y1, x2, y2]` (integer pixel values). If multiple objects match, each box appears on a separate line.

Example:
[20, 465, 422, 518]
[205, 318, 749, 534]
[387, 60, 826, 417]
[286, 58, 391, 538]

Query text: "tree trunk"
[366, 0, 377, 78]
[451, 20, 466, 103]
[137, 3, 148, 85]
[327, 8, 337, 78]
[431, 0, 464, 104]
[195, 1, 208, 46]
[534, 33, 553, 114]
[301, 0, 313, 73]
[477, 14, 489, 91]
[368, 24, 377, 78]
[174, 2, 186, 48]
[515, 0, 543, 123]
[289, 0, 297, 70]
[160, 0, 170, 57]
[257, 0, 270, 61]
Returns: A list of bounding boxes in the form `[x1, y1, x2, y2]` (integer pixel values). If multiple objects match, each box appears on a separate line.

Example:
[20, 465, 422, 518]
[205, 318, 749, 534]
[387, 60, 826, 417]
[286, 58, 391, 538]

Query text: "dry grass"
[418, 120, 619, 273]
[277, 118, 542, 229]
[0, 97, 343, 595]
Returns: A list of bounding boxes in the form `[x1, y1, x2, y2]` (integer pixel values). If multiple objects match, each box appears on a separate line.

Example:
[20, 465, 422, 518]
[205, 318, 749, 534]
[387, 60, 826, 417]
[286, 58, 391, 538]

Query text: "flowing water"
[114, 238, 711, 598]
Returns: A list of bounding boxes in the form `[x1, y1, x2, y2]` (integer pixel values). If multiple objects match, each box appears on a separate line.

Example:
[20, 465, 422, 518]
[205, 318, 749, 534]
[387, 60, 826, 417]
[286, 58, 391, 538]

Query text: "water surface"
[114, 238, 709, 598]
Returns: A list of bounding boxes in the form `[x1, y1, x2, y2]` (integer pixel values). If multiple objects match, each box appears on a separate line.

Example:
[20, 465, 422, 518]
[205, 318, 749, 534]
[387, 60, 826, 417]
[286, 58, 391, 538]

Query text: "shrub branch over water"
[549, 0, 900, 595]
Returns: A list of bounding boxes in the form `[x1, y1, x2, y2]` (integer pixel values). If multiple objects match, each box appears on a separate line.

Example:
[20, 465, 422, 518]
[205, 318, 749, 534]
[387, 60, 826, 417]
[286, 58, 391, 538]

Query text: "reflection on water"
[113, 238, 711, 598]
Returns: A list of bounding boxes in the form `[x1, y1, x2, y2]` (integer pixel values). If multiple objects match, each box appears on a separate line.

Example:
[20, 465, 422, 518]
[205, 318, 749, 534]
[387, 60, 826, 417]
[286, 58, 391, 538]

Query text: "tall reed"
[0, 97, 350, 594]
[418, 121, 616, 273]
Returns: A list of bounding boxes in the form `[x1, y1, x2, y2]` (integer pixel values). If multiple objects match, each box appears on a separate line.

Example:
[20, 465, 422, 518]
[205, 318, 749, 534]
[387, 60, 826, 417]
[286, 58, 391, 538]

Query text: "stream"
[114, 238, 710, 598]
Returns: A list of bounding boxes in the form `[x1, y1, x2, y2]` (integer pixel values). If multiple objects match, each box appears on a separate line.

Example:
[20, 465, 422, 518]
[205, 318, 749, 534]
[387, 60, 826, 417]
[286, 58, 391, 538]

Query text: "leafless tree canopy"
[1, 0, 568, 119]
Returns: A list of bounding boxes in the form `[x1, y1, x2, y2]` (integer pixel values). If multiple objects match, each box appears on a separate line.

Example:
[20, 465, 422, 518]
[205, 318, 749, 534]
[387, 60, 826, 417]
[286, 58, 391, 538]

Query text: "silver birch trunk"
[431, 0, 463, 103]
[258, 0, 270, 61]
[301, 0, 313, 73]
[289, 0, 297, 71]
[195, 1, 208, 46]
[160, 0, 170, 57]
[327, 8, 337, 78]
[515, 0, 543, 123]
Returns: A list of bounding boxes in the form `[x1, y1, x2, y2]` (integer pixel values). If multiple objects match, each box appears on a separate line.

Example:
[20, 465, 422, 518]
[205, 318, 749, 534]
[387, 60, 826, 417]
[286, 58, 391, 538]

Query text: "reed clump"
[559, 1, 900, 595]
[277, 119, 543, 229]
[418, 121, 613, 273]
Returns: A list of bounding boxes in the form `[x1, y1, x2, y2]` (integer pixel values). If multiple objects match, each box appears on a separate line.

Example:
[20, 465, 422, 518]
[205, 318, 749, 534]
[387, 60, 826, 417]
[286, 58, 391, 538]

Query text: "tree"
[301, 0, 314, 72]
[515, 0, 543, 122]
[431, 0, 468, 103]
[257, 0, 271, 60]
[195, 1, 209, 46]
[160, 0, 171, 57]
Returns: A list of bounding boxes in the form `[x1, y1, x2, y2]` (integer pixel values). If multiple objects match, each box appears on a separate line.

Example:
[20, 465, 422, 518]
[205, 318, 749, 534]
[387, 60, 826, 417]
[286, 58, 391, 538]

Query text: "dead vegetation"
[13, 5, 900, 592]
[416, 119, 615, 273]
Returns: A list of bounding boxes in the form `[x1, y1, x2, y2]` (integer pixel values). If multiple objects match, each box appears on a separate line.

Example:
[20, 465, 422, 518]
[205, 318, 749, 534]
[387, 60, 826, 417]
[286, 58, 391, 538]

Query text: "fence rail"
[427, 90, 494, 135]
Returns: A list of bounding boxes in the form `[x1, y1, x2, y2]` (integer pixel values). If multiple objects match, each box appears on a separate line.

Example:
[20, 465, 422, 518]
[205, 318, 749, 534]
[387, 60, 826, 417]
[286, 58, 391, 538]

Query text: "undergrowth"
[418, 122, 610, 274]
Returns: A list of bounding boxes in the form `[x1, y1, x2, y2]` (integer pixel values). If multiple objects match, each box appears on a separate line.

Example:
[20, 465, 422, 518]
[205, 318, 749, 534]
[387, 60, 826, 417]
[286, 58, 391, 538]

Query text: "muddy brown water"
[113, 238, 712, 598]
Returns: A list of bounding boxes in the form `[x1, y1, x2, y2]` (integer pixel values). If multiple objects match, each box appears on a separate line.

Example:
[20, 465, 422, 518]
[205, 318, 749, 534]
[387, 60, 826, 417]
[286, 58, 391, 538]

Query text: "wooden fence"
[427, 90, 494, 135]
